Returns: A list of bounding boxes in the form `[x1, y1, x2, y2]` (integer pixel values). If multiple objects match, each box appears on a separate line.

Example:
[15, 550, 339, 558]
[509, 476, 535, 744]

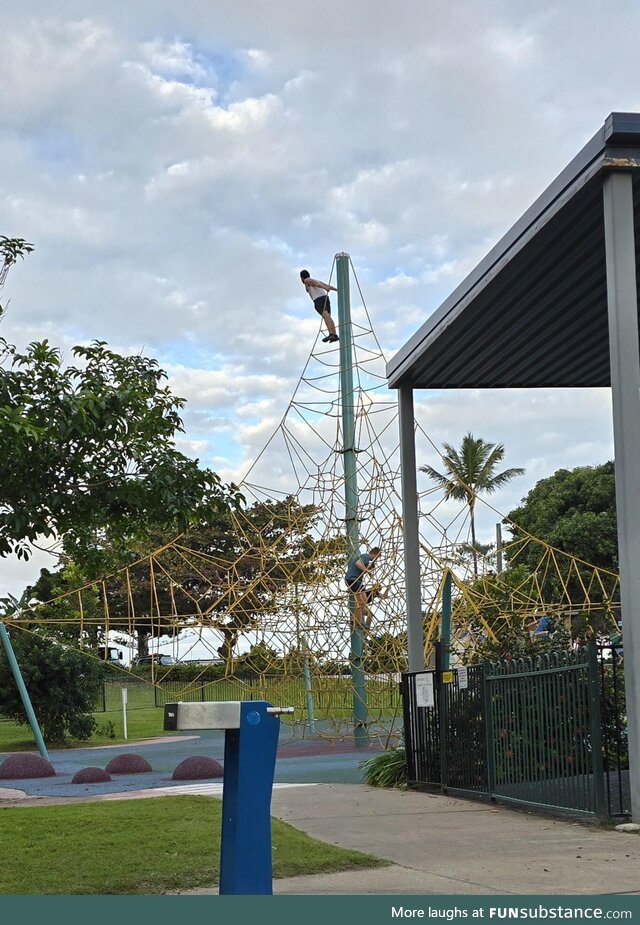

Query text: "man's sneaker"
[328, 333, 339, 342]
[322, 334, 331, 342]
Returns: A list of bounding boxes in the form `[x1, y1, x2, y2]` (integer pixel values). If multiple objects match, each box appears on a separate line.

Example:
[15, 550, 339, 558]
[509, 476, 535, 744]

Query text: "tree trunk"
[136, 628, 149, 658]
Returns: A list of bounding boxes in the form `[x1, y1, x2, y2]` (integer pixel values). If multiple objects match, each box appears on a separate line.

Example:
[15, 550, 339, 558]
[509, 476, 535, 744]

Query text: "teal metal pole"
[336, 252, 368, 746]
[441, 570, 452, 671]
[301, 636, 317, 734]
[439, 572, 452, 790]
[0, 622, 49, 760]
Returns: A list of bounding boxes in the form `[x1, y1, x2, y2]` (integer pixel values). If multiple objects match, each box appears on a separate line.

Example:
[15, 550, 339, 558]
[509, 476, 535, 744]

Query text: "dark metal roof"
[386, 113, 640, 390]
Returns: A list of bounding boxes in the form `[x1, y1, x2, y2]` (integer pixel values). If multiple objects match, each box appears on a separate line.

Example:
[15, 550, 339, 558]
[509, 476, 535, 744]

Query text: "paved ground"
[264, 784, 640, 896]
[2, 735, 639, 896]
[0, 730, 377, 798]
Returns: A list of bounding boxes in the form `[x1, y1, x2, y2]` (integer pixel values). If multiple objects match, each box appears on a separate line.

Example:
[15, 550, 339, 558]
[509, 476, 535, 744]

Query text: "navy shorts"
[346, 575, 363, 593]
[314, 296, 331, 315]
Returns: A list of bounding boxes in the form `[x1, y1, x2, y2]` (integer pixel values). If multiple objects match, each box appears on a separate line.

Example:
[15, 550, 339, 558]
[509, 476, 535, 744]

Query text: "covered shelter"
[387, 112, 640, 820]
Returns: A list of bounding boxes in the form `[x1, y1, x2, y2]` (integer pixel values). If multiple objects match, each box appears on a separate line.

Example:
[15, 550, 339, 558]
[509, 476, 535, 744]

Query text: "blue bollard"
[164, 699, 292, 895]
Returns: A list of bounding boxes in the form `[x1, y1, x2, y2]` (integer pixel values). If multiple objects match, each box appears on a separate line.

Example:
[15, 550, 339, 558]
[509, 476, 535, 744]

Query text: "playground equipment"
[164, 699, 293, 895]
[3, 256, 621, 750]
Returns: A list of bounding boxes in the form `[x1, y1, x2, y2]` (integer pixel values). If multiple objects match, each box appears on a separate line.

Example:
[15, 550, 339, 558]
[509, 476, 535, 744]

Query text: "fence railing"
[485, 647, 604, 815]
[97, 674, 402, 717]
[597, 644, 629, 816]
[402, 642, 629, 818]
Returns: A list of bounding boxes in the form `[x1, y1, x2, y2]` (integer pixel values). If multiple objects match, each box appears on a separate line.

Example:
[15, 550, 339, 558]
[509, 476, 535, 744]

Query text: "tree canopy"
[504, 462, 618, 637]
[506, 462, 617, 573]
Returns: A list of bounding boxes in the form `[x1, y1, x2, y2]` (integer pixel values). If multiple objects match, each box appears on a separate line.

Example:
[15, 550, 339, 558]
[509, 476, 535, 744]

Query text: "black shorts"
[314, 296, 331, 315]
[345, 575, 363, 593]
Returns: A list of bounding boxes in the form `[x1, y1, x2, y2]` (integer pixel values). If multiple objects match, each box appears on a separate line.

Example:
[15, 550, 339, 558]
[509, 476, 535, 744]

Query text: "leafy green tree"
[0, 237, 241, 735]
[0, 236, 33, 305]
[0, 593, 104, 742]
[505, 462, 618, 635]
[235, 643, 283, 675]
[506, 462, 617, 572]
[451, 565, 571, 663]
[420, 433, 525, 576]
[0, 338, 241, 569]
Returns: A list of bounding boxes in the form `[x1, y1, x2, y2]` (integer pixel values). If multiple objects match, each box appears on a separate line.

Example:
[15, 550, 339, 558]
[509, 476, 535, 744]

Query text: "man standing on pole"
[300, 270, 339, 342]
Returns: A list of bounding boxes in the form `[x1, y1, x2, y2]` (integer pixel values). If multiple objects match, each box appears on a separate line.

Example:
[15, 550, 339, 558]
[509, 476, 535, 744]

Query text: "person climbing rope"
[300, 270, 339, 342]
[345, 546, 385, 631]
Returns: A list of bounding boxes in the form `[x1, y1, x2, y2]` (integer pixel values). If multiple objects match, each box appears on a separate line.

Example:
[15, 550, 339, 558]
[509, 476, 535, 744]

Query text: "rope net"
[4, 257, 620, 743]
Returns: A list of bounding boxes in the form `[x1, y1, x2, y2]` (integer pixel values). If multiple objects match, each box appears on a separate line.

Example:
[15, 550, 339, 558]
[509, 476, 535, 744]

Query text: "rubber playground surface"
[0, 728, 384, 799]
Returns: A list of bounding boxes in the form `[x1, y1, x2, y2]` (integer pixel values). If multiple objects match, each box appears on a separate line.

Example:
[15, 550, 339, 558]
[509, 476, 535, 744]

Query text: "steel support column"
[398, 385, 424, 672]
[336, 252, 368, 745]
[0, 622, 49, 760]
[603, 170, 640, 822]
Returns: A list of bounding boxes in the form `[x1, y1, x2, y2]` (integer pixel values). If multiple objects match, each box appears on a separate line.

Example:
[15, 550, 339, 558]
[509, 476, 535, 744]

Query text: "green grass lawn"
[0, 796, 385, 894]
[0, 673, 401, 752]
[0, 707, 168, 752]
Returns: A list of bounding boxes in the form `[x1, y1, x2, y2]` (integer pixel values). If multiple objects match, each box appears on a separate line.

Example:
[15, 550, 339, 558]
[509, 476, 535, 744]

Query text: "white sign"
[458, 667, 469, 690]
[415, 672, 435, 708]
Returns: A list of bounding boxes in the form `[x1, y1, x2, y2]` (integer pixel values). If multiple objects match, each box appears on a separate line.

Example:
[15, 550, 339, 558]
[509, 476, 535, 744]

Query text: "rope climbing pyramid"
[5, 256, 621, 744]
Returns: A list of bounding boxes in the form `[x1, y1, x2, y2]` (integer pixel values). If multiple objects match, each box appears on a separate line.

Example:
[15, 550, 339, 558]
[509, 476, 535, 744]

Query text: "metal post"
[587, 640, 606, 817]
[495, 523, 503, 575]
[603, 170, 640, 822]
[219, 701, 281, 894]
[0, 622, 49, 760]
[398, 385, 424, 671]
[301, 636, 316, 734]
[441, 570, 452, 671]
[438, 570, 453, 789]
[483, 664, 497, 799]
[438, 647, 449, 791]
[165, 700, 289, 895]
[336, 252, 368, 745]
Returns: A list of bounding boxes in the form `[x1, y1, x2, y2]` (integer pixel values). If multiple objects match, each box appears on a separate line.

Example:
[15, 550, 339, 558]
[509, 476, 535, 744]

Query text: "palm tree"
[420, 433, 525, 577]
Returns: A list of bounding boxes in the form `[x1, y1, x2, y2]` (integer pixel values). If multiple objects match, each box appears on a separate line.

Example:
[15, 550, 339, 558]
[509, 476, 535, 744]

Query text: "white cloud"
[0, 2, 632, 594]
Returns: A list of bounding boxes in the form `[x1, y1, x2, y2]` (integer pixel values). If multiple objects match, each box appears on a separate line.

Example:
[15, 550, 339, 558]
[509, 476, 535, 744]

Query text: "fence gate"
[485, 647, 605, 816]
[402, 643, 607, 817]
[401, 658, 487, 797]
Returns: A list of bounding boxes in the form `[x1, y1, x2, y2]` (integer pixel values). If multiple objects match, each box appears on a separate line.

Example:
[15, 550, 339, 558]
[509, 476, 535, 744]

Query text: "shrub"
[360, 747, 407, 788]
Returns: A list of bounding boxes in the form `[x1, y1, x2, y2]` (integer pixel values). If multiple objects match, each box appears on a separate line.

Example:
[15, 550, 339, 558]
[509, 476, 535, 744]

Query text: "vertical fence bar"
[484, 666, 496, 798]
[610, 646, 628, 815]
[552, 658, 566, 809]
[536, 665, 546, 798]
[599, 646, 613, 815]
[588, 640, 606, 816]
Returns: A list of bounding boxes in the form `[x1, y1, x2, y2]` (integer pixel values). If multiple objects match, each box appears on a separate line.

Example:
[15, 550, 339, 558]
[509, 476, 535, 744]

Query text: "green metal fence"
[485, 646, 604, 815]
[402, 642, 609, 817]
[97, 674, 401, 717]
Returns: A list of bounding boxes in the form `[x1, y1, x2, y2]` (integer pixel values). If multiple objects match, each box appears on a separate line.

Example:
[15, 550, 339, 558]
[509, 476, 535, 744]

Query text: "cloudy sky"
[2, 0, 636, 595]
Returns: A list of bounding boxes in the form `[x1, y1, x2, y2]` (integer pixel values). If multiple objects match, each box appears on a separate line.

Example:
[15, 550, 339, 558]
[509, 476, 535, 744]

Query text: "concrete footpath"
[185, 784, 640, 896]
